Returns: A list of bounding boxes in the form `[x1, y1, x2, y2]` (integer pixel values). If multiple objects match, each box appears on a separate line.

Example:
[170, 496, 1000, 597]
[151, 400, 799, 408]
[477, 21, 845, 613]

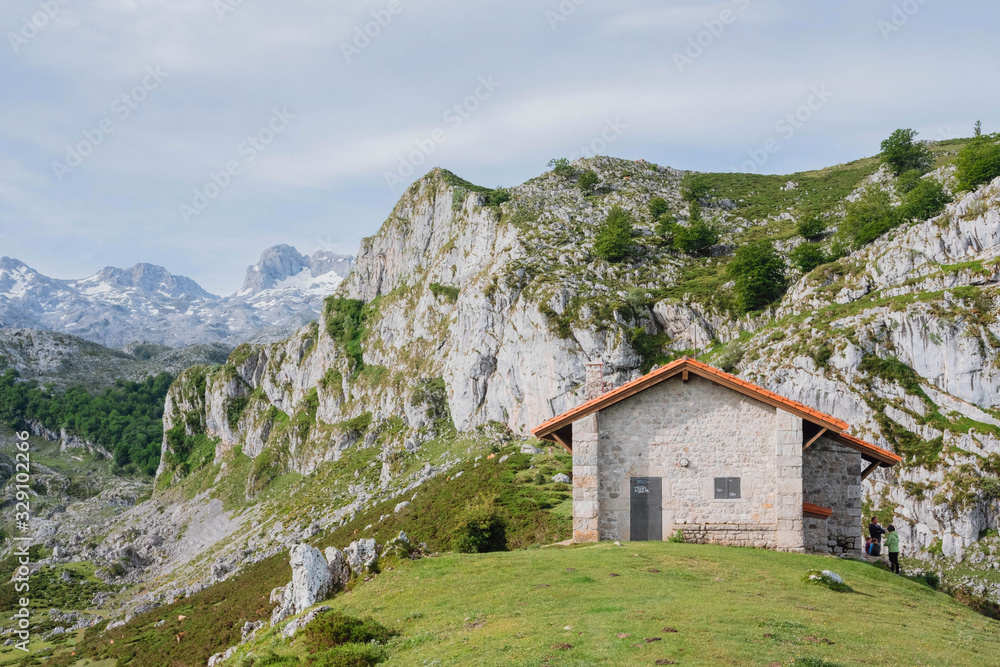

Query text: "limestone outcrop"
[145, 160, 1000, 610]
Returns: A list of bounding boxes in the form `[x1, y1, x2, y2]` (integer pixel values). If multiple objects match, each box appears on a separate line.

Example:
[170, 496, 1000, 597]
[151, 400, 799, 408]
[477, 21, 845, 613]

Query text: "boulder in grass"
[803, 568, 852, 592]
[382, 531, 417, 561]
[271, 545, 334, 625]
[282, 605, 331, 639]
[821, 570, 844, 585]
[241, 620, 264, 644]
[552, 473, 571, 484]
[324, 547, 352, 592]
[208, 646, 236, 666]
[344, 539, 379, 576]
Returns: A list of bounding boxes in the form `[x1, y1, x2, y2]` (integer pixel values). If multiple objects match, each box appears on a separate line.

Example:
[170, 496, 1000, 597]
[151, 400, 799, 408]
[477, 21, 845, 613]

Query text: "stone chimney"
[585, 362, 606, 400]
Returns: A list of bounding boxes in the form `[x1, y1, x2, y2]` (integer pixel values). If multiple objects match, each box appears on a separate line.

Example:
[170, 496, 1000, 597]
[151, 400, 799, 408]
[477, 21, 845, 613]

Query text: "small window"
[714, 477, 741, 499]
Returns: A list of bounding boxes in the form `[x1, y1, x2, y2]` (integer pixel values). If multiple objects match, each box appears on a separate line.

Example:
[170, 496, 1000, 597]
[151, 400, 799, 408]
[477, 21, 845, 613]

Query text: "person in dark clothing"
[886, 524, 901, 574]
[868, 517, 886, 545]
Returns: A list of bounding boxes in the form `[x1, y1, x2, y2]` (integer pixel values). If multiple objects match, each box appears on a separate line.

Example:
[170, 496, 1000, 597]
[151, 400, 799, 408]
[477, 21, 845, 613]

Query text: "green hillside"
[293, 543, 1000, 666]
[54, 542, 1000, 667]
[23, 450, 1000, 667]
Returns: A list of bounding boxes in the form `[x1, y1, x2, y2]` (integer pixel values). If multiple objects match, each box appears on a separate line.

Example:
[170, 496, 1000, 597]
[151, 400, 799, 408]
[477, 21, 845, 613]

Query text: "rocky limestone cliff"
[95, 155, 1000, 610]
[739, 177, 1000, 560]
[157, 165, 682, 487]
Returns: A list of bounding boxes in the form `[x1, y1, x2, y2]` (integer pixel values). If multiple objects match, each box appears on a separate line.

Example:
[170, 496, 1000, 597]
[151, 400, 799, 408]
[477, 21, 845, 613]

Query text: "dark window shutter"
[715, 477, 741, 499]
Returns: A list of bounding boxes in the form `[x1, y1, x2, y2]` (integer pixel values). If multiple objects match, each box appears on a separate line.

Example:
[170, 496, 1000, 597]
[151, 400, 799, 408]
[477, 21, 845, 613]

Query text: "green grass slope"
[29, 450, 572, 667]
[22, 437, 1000, 666]
[255, 543, 999, 666]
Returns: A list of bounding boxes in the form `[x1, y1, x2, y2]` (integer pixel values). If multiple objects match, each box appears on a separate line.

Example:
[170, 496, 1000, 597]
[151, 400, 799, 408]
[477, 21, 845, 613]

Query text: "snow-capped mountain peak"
[236, 245, 354, 298]
[0, 245, 354, 347]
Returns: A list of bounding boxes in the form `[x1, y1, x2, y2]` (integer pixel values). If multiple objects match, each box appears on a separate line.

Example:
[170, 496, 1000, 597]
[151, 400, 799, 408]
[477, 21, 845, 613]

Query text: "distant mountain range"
[0, 329, 232, 388]
[0, 245, 354, 348]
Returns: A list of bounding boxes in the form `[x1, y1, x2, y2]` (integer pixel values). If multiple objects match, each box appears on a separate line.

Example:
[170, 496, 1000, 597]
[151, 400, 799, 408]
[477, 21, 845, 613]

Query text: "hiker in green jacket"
[886, 525, 901, 574]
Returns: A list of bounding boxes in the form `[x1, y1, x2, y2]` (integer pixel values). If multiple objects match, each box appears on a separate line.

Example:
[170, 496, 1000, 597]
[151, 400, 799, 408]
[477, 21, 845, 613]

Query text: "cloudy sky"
[1, 0, 997, 294]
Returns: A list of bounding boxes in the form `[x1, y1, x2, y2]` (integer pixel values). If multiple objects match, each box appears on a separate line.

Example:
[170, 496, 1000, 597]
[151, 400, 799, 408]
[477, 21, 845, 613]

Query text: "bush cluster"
[839, 186, 901, 248]
[955, 133, 1000, 192]
[648, 197, 677, 240]
[648, 196, 670, 220]
[881, 128, 933, 175]
[547, 157, 573, 179]
[796, 214, 826, 240]
[592, 205, 634, 261]
[453, 501, 508, 554]
[680, 173, 711, 203]
[324, 297, 373, 373]
[899, 178, 951, 221]
[842, 176, 952, 249]
[727, 240, 787, 314]
[790, 243, 826, 273]
[673, 210, 718, 256]
[577, 169, 599, 194]
[484, 187, 511, 207]
[302, 612, 399, 653]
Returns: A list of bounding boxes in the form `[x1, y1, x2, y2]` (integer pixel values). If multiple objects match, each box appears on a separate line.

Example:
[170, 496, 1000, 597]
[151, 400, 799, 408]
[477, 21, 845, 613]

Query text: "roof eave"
[532, 358, 850, 440]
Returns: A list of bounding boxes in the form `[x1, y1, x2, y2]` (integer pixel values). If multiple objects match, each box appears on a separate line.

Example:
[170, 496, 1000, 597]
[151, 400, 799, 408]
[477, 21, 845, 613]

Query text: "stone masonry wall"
[803, 517, 827, 552]
[803, 437, 863, 556]
[594, 375, 789, 547]
[572, 414, 599, 542]
[677, 524, 777, 548]
[571, 363, 606, 542]
[775, 411, 804, 552]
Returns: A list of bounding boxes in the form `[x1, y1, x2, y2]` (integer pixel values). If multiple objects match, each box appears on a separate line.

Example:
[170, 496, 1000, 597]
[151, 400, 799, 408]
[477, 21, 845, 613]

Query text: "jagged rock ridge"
[160, 161, 1000, 562]
[39, 155, 1000, 619]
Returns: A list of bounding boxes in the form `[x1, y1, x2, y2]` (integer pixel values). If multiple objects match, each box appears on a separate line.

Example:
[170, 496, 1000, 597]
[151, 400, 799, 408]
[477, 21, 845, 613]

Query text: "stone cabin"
[532, 357, 901, 555]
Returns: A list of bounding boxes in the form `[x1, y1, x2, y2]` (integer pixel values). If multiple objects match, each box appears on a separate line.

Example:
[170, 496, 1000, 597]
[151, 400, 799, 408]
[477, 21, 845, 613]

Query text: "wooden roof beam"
[861, 460, 881, 481]
[550, 423, 573, 453]
[802, 427, 828, 451]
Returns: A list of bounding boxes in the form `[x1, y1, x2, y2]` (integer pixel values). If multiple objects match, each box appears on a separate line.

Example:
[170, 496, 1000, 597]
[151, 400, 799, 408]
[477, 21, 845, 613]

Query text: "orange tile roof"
[532, 357, 848, 436]
[803, 503, 834, 518]
[682, 357, 851, 429]
[829, 431, 902, 466]
[531, 356, 900, 468]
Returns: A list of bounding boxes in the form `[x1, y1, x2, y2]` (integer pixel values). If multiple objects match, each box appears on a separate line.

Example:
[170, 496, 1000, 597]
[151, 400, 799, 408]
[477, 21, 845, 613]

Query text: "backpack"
[868, 541, 881, 556]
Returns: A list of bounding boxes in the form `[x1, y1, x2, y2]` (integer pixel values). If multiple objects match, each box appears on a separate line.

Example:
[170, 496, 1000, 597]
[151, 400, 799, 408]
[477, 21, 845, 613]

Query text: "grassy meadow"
[138, 542, 1000, 667]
